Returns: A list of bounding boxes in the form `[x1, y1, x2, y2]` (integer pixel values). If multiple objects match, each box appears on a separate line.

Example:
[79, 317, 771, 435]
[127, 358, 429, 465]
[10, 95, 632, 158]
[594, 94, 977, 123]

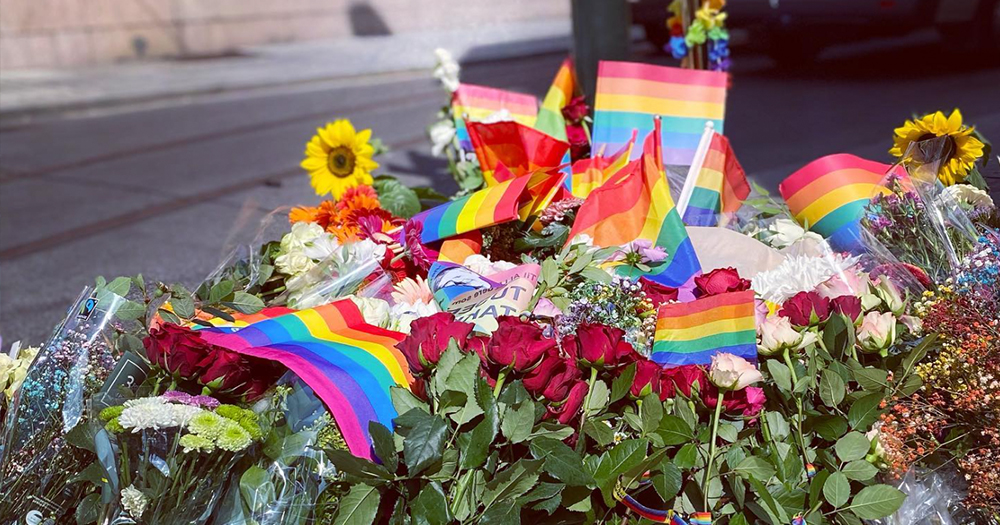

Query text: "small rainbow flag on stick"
[677, 125, 749, 227]
[196, 300, 410, 460]
[779, 154, 897, 252]
[592, 61, 727, 167]
[413, 175, 533, 243]
[535, 58, 577, 141]
[466, 120, 569, 186]
[652, 290, 757, 366]
[567, 117, 702, 288]
[453, 84, 538, 153]
[567, 130, 637, 198]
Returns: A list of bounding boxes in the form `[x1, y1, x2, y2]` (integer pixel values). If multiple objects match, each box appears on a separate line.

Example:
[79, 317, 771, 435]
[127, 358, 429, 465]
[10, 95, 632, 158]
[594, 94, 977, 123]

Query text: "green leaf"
[224, 291, 265, 314]
[733, 456, 776, 481]
[334, 484, 381, 525]
[524, 483, 564, 514]
[541, 258, 559, 287]
[717, 423, 738, 443]
[823, 313, 855, 359]
[584, 380, 610, 417]
[593, 439, 649, 504]
[170, 294, 196, 319]
[820, 370, 846, 407]
[809, 469, 830, 507]
[673, 443, 699, 469]
[848, 485, 907, 519]
[657, 415, 693, 445]
[483, 459, 543, 508]
[823, 472, 851, 508]
[391, 388, 429, 415]
[584, 419, 616, 446]
[898, 374, 922, 396]
[765, 411, 790, 439]
[114, 300, 146, 321]
[610, 363, 637, 403]
[106, 276, 132, 297]
[75, 492, 101, 525]
[848, 393, 883, 430]
[374, 177, 422, 218]
[480, 501, 520, 525]
[403, 414, 448, 476]
[411, 482, 452, 525]
[326, 449, 393, 482]
[209, 280, 235, 304]
[530, 437, 593, 487]
[835, 432, 871, 462]
[813, 415, 849, 441]
[369, 422, 398, 473]
[652, 462, 683, 501]
[580, 266, 612, 283]
[853, 368, 889, 391]
[842, 460, 879, 481]
[500, 401, 535, 444]
[639, 394, 663, 434]
[767, 360, 792, 392]
[239, 465, 274, 512]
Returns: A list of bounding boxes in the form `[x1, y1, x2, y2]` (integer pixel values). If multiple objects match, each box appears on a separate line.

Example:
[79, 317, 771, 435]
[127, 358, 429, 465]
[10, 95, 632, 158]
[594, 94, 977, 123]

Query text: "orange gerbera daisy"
[289, 206, 320, 225]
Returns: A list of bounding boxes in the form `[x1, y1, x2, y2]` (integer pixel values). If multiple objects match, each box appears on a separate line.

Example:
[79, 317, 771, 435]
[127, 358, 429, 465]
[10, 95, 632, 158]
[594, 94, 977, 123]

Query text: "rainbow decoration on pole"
[779, 153, 898, 253]
[652, 290, 757, 366]
[614, 483, 689, 524]
[413, 175, 533, 243]
[466, 120, 569, 186]
[678, 129, 749, 227]
[452, 83, 538, 153]
[690, 512, 713, 525]
[592, 61, 727, 167]
[195, 300, 410, 460]
[534, 57, 577, 142]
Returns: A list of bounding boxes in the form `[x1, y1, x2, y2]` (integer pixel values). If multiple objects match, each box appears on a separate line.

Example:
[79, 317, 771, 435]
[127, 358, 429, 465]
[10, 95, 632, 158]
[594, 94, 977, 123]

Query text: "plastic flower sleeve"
[278, 250, 385, 309]
[871, 468, 966, 525]
[0, 286, 125, 523]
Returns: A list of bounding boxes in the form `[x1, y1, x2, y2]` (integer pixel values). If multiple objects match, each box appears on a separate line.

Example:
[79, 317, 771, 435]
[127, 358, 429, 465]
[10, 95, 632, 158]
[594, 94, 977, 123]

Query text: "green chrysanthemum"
[105, 417, 124, 434]
[100, 405, 124, 422]
[179, 433, 215, 454]
[238, 417, 263, 440]
[215, 404, 244, 421]
[217, 421, 253, 452]
[188, 412, 225, 439]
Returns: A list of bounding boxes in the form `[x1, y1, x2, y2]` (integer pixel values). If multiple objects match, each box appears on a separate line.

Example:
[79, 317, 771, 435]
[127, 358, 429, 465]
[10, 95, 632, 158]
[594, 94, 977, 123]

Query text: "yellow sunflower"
[889, 109, 985, 186]
[301, 119, 379, 199]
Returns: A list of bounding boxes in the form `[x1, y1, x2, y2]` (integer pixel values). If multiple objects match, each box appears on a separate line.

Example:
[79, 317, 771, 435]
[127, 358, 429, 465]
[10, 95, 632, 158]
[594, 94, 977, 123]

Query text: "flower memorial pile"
[1, 38, 998, 525]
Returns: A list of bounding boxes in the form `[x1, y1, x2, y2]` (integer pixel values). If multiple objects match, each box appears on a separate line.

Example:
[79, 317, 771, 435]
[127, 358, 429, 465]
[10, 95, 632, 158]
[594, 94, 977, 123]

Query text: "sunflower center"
[327, 146, 356, 177]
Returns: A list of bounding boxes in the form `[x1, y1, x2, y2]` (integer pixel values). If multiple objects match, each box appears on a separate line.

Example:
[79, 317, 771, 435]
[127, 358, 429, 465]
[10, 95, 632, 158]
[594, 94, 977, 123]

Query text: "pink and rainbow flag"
[413, 175, 533, 243]
[652, 290, 757, 366]
[535, 57, 577, 141]
[452, 83, 538, 153]
[196, 300, 410, 460]
[779, 154, 899, 252]
[681, 131, 749, 227]
[567, 117, 702, 289]
[592, 61, 727, 167]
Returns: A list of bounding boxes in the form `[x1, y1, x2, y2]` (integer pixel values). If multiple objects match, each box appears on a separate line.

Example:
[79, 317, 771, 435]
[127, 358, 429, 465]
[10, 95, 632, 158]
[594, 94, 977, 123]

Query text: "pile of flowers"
[0, 50, 997, 525]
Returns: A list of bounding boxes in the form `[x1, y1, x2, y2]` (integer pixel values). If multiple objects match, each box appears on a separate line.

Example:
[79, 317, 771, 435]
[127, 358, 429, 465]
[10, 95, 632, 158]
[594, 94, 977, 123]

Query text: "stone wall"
[0, 0, 570, 69]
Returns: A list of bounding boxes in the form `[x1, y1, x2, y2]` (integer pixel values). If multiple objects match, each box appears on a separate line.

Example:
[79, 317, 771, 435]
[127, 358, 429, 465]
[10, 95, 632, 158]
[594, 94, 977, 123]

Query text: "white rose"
[757, 316, 804, 356]
[302, 234, 342, 263]
[350, 296, 392, 328]
[858, 311, 896, 354]
[709, 353, 763, 391]
[275, 251, 315, 276]
[429, 120, 456, 157]
[281, 222, 325, 251]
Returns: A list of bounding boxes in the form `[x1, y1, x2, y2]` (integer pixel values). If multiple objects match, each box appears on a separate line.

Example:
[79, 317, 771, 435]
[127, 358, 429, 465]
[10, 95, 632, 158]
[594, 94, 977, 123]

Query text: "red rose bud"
[570, 324, 634, 369]
[483, 317, 554, 372]
[549, 380, 590, 424]
[566, 124, 591, 162]
[542, 357, 584, 403]
[780, 291, 831, 327]
[631, 359, 662, 398]
[659, 365, 709, 401]
[639, 277, 679, 306]
[561, 95, 590, 123]
[694, 267, 751, 297]
[197, 349, 254, 394]
[830, 295, 863, 323]
[397, 312, 475, 374]
[143, 323, 215, 379]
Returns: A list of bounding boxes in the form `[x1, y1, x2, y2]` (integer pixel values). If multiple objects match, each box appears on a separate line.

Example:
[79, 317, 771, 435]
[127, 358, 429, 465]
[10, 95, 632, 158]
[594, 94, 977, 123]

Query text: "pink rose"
[709, 353, 763, 391]
[695, 267, 751, 297]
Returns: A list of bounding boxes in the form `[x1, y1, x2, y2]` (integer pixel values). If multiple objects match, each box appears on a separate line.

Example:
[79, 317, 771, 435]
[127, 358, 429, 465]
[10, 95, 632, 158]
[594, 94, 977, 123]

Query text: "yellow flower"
[696, 4, 727, 30]
[889, 109, 985, 186]
[301, 120, 379, 199]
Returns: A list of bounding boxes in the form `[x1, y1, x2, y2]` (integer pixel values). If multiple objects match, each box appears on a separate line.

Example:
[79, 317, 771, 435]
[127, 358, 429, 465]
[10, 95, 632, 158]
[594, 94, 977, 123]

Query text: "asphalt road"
[2, 37, 999, 345]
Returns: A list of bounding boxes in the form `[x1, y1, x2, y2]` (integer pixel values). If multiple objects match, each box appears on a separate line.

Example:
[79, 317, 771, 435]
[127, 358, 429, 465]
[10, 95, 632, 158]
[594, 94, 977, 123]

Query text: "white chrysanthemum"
[463, 254, 516, 276]
[121, 485, 149, 519]
[941, 183, 995, 211]
[349, 296, 392, 328]
[765, 218, 825, 249]
[752, 253, 859, 304]
[118, 401, 205, 432]
[429, 120, 457, 157]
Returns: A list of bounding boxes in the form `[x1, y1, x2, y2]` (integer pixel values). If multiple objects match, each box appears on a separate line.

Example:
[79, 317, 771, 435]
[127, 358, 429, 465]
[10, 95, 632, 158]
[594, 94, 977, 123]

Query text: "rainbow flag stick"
[676, 120, 718, 219]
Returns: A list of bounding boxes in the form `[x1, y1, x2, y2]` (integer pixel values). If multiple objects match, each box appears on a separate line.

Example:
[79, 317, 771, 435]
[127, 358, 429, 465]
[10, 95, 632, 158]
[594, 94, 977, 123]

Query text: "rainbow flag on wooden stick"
[535, 58, 577, 141]
[779, 154, 898, 252]
[678, 128, 749, 227]
[652, 290, 757, 366]
[592, 61, 727, 167]
[567, 117, 702, 288]
[466, 120, 569, 186]
[196, 300, 409, 460]
[452, 84, 538, 153]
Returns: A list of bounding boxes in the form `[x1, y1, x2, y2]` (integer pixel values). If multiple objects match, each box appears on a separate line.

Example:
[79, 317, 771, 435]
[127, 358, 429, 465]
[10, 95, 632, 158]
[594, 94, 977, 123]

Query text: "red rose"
[780, 291, 831, 327]
[694, 267, 751, 297]
[631, 359, 662, 398]
[523, 350, 563, 395]
[143, 323, 214, 379]
[705, 386, 766, 417]
[568, 324, 634, 369]
[197, 349, 254, 394]
[830, 295, 863, 323]
[397, 313, 475, 375]
[410, 378, 429, 401]
[561, 95, 589, 124]
[548, 380, 589, 424]
[659, 365, 709, 401]
[542, 357, 584, 403]
[566, 124, 591, 162]
[482, 317, 555, 372]
[242, 376, 277, 402]
[639, 277, 679, 306]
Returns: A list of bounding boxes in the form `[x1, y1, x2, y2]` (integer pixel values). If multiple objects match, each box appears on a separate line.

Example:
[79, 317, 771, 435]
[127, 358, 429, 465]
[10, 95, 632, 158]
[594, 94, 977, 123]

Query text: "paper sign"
[446, 264, 540, 332]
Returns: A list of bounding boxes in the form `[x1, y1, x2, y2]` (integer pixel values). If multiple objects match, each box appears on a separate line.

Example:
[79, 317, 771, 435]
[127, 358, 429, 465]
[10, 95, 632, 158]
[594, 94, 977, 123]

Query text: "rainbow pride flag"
[196, 300, 410, 460]
[652, 290, 756, 366]
[453, 84, 538, 153]
[680, 131, 749, 227]
[437, 231, 483, 264]
[567, 130, 637, 198]
[413, 175, 533, 243]
[779, 154, 897, 252]
[567, 117, 702, 288]
[592, 61, 727, 167]
[466, 120, 568, 186]
[535, 58, 577, 141]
